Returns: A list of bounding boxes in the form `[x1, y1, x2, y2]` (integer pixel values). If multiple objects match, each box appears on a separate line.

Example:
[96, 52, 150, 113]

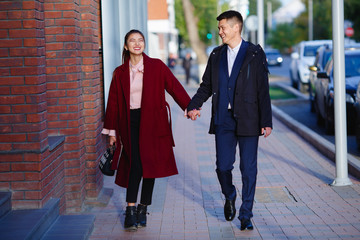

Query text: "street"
[268, 55, 360, 159]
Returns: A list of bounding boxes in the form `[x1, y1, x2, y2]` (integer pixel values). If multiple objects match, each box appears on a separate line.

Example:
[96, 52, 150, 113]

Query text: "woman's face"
[125, 33, 145, 56]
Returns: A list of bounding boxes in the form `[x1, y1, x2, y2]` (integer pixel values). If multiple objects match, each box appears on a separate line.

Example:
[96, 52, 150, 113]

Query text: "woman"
[102, 29, 190, 231]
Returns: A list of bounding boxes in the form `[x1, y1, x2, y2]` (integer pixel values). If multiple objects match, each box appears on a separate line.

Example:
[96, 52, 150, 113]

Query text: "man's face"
[218, 18, 239, 46]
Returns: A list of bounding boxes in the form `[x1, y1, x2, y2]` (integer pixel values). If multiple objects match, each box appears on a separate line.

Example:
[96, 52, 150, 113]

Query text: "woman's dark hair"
[122, 29, 146, 64]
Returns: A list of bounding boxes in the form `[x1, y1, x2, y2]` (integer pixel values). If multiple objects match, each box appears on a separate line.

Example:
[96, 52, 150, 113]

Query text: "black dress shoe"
[240, 218, 253, 231]
[224, 196, 236, 221]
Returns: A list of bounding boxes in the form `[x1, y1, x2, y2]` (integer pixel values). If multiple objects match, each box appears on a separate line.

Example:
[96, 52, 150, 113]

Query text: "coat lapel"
[229, 40, 248, 80]
[120, 60, 130, 110]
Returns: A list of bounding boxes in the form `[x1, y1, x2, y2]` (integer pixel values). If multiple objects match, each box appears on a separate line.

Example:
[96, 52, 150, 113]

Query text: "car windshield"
[345, 54, 360, 77]
[265, 50, 280, 56]
[304, 46, 321, 57]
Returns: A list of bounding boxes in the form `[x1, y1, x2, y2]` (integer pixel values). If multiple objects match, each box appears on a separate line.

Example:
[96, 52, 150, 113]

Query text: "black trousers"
[126, 109, 155, 205]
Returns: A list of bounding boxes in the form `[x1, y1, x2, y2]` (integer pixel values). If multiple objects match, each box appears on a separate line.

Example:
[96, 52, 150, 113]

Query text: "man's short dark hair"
[216, 10, 243, 26]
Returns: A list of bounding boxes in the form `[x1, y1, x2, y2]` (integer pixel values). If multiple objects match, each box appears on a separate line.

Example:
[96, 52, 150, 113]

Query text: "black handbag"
[99, 144, 116, 176]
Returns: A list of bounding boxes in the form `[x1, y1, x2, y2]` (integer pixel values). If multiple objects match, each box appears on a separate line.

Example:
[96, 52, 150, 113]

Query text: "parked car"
[264, 48, 283, 66]
[314, 49, 360, 134]
[309, 43, 360, 112]
[290, 40, 332, 92]
[355, 82, 360, 149]
[309, 44, 333, 111]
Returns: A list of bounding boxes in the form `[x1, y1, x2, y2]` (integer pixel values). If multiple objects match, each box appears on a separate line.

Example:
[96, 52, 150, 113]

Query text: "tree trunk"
[181, 0, 208, 65]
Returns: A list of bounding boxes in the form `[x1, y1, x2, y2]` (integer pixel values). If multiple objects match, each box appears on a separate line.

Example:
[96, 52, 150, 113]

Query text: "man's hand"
[261, 127, 272, 138]
[187, 109, 201, 121]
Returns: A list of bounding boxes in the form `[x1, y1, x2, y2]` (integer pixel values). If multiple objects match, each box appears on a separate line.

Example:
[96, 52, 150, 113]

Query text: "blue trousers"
[215, 110, 259, 220]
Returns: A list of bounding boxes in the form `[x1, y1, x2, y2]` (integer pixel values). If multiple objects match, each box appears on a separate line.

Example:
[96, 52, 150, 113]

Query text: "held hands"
[184, 108, 201, 121]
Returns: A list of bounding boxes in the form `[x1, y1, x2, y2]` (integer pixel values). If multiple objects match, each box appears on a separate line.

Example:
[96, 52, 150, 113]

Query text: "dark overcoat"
[187, 42, 272, 135]
[104, 53, 191, 188]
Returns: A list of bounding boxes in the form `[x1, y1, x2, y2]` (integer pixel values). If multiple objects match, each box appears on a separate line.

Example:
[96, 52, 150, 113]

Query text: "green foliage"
[174, 0, 218, 47]
[175, 0, 189, 46]
[293, 0, 332, 42]
[248, 0, 282, 20]
[345, 0, 360, 41]
[291, 0, 360, 43]
[266, 23, 298, 53]
[191, 0, 218, 45]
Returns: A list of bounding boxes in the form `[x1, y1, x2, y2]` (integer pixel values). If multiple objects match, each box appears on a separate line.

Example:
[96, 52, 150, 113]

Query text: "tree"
[180, 0, 208, 64]
[292, 0, 332, 42]
[248, 0, 282, 20]
[345, 0, 360, 41]
[266, 23, 298, 53]
[175, 0, 219, 64]
[291, 0, 360, 43]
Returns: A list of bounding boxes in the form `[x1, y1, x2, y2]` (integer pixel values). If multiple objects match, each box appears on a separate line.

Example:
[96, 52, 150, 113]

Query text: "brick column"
[0, 0, 66, 211]
[0, 0, 105, 213]
[44, 0, 86, 212]
[79, 0, 106, 200]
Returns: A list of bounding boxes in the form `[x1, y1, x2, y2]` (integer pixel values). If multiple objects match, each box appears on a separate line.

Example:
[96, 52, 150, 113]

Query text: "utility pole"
[267, 1, 272, 31]
[257, 0, 264, 47]
[309, 0, 313, 40]
[331, 0, 352, 186]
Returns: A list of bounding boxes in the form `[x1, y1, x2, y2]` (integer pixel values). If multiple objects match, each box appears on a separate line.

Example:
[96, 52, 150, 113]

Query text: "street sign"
[245, 15, 258, 31]
[345, 27, 354, 37]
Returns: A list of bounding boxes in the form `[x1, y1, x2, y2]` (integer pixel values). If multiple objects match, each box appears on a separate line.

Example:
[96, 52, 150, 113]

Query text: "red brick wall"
[0, 0, 105, 213]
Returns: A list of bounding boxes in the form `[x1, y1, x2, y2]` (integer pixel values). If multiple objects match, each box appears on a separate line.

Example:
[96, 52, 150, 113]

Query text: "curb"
[272, 104, 360, 180]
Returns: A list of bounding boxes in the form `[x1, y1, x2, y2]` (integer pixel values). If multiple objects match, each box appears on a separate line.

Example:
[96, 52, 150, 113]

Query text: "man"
[182, 52, 192, 85]
[187, 10, 272, 230]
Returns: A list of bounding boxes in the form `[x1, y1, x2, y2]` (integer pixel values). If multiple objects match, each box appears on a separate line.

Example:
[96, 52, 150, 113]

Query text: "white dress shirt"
[227, 40, 242, 76]
[226, 40, 242, 109]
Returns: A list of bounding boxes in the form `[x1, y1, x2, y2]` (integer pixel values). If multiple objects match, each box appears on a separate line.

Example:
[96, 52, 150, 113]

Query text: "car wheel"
[325, 107, 334, 135]
[316, 107, 323, 125]
[356, 120, 360, 150]
[310, 99, 315, 113]
[290, 70, 298, 89]
[298, 82, 306, 93]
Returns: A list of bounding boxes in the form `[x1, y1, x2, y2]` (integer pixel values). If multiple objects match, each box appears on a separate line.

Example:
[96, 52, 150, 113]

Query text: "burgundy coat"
[103, 53, 191, 188]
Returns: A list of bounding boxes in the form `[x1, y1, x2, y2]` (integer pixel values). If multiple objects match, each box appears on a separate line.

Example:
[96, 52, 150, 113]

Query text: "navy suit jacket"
[187, 41, 272, 136]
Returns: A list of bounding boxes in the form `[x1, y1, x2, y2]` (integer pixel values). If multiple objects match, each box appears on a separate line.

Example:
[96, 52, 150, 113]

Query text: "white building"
[147, 0, 179, 62]
[273, 0, 305, 25]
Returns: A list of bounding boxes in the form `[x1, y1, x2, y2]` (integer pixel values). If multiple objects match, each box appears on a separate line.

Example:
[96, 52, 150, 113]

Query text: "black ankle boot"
[137, 204, 148, 227]
[124, 206, 137, 231]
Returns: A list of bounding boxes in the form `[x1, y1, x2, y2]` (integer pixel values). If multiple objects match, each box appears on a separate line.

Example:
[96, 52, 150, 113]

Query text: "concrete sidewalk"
[89, 77, 360, 240]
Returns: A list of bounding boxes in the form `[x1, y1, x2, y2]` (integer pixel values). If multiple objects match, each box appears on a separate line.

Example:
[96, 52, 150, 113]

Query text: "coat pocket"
[156, 105, 172, 137]
[243, 94, 257, 104]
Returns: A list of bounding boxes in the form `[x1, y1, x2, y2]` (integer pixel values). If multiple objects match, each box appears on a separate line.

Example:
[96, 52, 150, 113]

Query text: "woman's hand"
[109, 136, 116, 146]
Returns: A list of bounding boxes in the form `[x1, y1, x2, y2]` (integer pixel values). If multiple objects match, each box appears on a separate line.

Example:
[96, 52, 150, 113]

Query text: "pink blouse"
[102, 58, 144, 137]
[129, 57, 144, 109]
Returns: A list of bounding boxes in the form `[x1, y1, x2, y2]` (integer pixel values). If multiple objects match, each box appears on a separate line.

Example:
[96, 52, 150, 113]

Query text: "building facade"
[147, 0, 178, 62]
[0, 0, 148, 213]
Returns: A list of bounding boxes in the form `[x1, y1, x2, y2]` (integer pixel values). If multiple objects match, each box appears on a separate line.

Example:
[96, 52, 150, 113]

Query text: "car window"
[325, 57, 333, 76]
[304, 46, 321, 56]
[345, 55, 360, 77]
[322, 52, 332, 69]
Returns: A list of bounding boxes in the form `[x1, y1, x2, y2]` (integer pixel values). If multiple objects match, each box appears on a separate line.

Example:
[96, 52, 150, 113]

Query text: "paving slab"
[89, 74, 360, 240]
